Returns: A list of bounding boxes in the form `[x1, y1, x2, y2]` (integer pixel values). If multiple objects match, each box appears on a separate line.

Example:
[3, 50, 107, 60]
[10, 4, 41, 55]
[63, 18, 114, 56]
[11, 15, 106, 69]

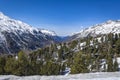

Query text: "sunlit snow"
[0, 72, 120, 80]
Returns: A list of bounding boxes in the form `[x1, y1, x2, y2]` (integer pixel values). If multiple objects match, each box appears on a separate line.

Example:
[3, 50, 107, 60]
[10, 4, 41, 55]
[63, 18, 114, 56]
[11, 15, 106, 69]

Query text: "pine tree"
[4, 57, 19, 75]
[17, 51, 29, 76]
[58, 46, 64, 60]
[70, 40, 78, 49]
[114, 33, 118, 43]
[107, 55, 114, 72]
[71, 51, 89, 74]
[0, 56, 6, 74]
[113, 58, 119, 71]
[115, 39, 120, 54]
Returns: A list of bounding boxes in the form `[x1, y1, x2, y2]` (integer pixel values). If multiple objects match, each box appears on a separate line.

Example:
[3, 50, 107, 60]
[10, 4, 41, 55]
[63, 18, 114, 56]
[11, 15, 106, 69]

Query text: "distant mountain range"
[0, 12, 120, 54]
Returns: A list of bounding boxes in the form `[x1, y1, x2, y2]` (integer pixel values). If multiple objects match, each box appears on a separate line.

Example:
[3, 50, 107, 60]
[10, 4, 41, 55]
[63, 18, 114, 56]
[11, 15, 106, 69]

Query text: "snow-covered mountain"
[40, 29, 56, 36]
[69, 20, 120, 40]
[0, 12, 60, 54]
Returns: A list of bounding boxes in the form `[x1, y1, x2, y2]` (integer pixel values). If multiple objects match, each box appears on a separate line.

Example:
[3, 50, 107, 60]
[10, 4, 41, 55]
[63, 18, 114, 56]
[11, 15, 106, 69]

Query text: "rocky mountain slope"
[0, 12, 120, 54]
[0, 12, 61, 54]
[68, 20, 120, 41]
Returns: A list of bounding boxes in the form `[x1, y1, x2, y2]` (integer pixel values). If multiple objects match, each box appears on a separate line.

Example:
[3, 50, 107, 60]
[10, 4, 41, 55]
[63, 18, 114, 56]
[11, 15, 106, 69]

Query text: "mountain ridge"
[0, 12, 120, 53]
[0, 12, 61, 54]
[68, 20, 120, 41]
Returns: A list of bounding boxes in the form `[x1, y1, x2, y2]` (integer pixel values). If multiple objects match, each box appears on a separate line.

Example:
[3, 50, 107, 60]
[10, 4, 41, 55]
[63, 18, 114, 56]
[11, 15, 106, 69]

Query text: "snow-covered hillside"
[70, 20, 120, 40]
[0, 12, 56, 37]
[1, 72, 120, 80]
[0, 12, 60, 54]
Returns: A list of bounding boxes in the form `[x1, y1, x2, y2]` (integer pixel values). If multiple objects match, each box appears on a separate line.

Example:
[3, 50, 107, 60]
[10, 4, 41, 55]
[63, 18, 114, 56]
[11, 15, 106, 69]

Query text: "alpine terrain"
[68, 20, 120, 41]
[0, 12, 61, 54]
[0, 12, 120, 78]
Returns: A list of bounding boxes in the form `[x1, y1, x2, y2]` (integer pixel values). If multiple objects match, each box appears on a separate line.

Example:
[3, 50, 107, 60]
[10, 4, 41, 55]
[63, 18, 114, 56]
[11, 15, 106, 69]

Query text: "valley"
[0, 12, 120, 79]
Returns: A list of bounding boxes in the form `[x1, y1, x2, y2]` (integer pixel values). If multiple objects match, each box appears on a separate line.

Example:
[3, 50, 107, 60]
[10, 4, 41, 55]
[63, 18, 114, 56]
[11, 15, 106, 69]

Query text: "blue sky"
[0, 0, 120, 36]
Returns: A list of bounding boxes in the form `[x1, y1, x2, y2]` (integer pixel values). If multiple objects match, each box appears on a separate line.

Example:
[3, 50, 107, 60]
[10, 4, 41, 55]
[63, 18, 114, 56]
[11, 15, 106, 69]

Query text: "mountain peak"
[40, 29, 56, 36]
[106, 20, 114, 23]
[0, 12, 10, 20]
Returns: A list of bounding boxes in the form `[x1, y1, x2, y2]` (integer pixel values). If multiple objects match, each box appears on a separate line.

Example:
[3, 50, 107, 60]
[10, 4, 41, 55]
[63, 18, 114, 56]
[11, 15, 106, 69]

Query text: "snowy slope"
[40, 29, 56, 36]
[0, 12, 56, 37]
[0, 12, 59, 54]
[1, 72, 120, 80]
[71, 20, 120, 39]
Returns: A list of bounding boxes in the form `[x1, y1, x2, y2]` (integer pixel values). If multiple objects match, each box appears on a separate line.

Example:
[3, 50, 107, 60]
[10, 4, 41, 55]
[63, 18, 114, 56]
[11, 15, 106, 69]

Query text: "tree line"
[0, 33, 120, 75]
